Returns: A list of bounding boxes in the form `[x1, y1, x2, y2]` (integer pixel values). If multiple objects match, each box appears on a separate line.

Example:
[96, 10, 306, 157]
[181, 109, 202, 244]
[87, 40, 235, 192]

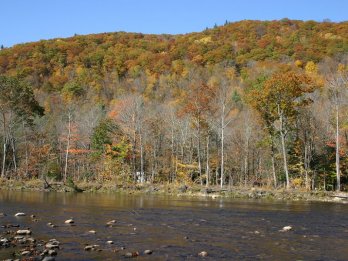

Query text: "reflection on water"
[0, 190, 348, 260]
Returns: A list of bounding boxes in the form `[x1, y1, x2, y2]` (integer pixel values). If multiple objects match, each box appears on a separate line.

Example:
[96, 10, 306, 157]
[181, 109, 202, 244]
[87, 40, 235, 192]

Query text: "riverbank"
[0, 178, 347, 203]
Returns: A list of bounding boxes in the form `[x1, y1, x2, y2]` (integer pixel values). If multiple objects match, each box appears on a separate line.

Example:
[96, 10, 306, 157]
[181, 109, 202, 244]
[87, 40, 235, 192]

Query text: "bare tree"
[326, 70, 348, 191]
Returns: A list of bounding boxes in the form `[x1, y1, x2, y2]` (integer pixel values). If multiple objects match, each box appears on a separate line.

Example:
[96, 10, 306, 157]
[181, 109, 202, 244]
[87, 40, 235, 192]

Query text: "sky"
[1, 0, 347, 47]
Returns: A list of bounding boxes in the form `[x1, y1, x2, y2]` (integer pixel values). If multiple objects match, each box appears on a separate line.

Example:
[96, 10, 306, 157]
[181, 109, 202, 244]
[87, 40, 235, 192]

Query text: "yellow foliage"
[225, 67, 236, 80]
[75, 66, 84, 75]
[338, 63, 346, 73]
[295, 60, 303, 68]
[194, 36, 212, 44]
[305, 61, 317, 74]
[292, 177, 303, 188]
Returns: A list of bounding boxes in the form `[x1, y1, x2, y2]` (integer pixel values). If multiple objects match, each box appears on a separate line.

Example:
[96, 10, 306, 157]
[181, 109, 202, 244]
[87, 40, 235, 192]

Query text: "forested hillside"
[0, 19, 348, 190]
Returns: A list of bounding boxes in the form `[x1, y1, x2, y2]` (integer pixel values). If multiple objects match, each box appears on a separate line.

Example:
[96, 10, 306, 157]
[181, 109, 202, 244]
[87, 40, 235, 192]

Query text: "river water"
[0, 191, 347, 260]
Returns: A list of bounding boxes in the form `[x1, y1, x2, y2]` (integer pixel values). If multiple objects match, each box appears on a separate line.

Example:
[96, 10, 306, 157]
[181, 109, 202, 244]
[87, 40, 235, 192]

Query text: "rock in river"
[106, 220, 116, 226]
[15, 212, 26, 217]
[21, 250, 30, 256]
[125, 252, 139, 258]
[45, 239, 60, 249]
[16, 229, 31, 235]
[280, 225, 293, 232]
[64, 219, 74, 224]
[42, 257, 56, 261]
[198, 251, 208, 257]
[144, 249, 153, 255]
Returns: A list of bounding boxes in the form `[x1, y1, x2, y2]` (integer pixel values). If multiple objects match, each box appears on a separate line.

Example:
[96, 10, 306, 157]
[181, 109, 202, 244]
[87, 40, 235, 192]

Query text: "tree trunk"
[335, 105, 341, 191]
[23, 122, 29, 177]
[1, 113, 7, 178]
[139, 133, 144, 183]
[220, 110, 225, 188]
[278, 105, 290, 189]
[1, 142, 6, 178]
[270, 137, 277, 188]
[206, 135, 210, 187]
[64, 112, 72, 182]
[280, 130, 290, 189]
[10, 136, 17, 173]
[197, 133, 202, 186]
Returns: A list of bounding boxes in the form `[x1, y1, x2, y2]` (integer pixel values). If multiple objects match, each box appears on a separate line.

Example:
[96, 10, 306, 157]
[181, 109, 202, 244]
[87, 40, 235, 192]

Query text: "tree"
[0, 76, 44, 178]
[209, 69, 237, 188]
[248, 71, 317, 189]
[326, 67, 348, 191]
[181, 80, 214, 185]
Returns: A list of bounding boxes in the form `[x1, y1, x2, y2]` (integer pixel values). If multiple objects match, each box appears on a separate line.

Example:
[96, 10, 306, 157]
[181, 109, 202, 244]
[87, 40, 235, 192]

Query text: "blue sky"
[1, 0, 347, 47]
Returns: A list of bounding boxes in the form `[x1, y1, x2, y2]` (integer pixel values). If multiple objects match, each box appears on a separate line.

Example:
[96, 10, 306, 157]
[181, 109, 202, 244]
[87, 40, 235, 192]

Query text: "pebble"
[27, 237, 36, 243]
[106, 240, 114, 244]
[84, 245, 94, 251]
[16, 229, 31, 235]
[88, 230, 96, 234]
[21, 251, 30, 256]
[15, 212, 26, 217]
[48, 249, 57, 256]
[106, 220, 116, 226]
[0, 238, 10, 245]
[64, 219, 74, 224]
[144, 249, 153, 255]
[42, 257, 55, 261]
[280, 225, 292, 232]
[198, 251, 208, 257]
[125, 252, 139, 258]
[45, 240, 60, 249]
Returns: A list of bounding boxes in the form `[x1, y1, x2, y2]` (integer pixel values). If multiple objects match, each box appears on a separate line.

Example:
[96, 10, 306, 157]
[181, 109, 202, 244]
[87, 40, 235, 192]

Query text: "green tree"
[0, 76, 44, 177]
[91, 118, 119, 157]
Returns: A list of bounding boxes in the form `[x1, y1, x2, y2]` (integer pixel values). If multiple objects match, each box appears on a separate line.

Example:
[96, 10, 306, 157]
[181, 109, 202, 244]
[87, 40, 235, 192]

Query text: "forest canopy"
[0, 19, 347, 191]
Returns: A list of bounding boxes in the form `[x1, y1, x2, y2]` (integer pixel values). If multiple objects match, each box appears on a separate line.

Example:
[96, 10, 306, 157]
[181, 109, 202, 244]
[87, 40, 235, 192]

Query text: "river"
[0, 191, 347, 260]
